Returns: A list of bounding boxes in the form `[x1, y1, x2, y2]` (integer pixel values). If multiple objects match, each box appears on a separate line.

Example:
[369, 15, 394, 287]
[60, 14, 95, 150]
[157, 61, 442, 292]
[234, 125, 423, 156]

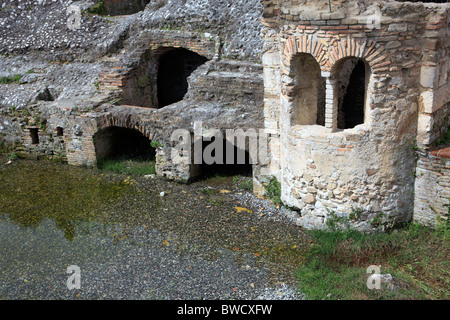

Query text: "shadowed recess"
[93, 126, 155, 162]
[157, 48, 208, 107]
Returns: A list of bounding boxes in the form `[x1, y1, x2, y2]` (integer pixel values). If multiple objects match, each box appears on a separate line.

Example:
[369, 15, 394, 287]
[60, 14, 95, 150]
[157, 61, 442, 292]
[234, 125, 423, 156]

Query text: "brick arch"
[147, 34, 217, 61]
[283, 34, 391, 73]
[94, 110, 158, 141]
[283, 34, 328, 71]
[327, 36, 390, 73]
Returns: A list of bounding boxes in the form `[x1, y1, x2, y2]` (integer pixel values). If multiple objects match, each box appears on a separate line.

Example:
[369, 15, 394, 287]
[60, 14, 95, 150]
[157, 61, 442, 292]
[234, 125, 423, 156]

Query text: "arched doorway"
[93, 126, 156, 174]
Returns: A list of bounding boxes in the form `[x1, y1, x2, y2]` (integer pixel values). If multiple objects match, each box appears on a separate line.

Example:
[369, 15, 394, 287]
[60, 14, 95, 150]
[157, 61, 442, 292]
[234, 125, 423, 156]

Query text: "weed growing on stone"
[265, 177, 282, 206]
[88, 1, 108, 16]
[325, 210, 350, 230]
[8, 152, 18, 161]
[233, 175, 253, 191]
[150, 140, 163, 149]
[239, 179, 253, 191]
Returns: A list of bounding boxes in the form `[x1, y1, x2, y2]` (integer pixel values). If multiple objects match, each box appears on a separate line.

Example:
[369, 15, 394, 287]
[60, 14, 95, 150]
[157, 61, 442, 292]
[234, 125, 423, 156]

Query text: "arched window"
[332, 57, 369, 130]
[290, 53, 325, 126]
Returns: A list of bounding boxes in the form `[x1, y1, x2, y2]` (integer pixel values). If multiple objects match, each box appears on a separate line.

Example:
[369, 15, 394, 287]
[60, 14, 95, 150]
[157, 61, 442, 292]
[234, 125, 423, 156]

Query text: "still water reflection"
[0, 159, 305, 299]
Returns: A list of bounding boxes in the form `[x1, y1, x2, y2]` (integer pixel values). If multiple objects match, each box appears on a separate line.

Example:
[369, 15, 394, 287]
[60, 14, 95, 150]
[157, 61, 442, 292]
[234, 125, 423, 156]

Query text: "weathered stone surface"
[302, 193, 315, 204]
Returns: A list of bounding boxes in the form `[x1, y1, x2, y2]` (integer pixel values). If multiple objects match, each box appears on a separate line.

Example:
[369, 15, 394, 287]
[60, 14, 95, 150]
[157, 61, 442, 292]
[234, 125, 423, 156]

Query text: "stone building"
[0, 0, 448, 231]
[254, 0, 449, 230]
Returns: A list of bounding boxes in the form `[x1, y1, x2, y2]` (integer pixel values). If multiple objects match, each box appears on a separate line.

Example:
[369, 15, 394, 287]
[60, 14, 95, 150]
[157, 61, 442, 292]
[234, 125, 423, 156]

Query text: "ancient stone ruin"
[0, 0, 448, 231]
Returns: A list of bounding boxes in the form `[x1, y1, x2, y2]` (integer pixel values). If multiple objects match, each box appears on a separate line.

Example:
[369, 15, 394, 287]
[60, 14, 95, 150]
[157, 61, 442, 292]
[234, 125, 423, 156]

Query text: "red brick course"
[430, 146, 450, 159]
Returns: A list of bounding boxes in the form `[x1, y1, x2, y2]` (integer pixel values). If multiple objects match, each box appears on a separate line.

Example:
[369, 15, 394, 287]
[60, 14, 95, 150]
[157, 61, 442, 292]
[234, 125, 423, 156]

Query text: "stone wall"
[414, 147, 450, 227]
[186, 60, 264, 107]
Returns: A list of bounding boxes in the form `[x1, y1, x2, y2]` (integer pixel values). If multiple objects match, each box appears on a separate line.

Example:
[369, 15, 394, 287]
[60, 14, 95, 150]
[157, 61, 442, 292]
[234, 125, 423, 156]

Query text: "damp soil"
[0, 156, 309, 300]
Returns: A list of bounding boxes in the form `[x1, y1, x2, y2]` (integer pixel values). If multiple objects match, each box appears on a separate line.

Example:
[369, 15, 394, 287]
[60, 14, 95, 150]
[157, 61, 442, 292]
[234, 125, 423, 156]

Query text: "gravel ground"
[0, 159, 308, 300]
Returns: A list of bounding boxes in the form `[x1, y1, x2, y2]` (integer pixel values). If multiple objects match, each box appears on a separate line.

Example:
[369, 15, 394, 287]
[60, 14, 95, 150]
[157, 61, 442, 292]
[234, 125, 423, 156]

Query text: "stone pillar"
[323, 74, 337, 131]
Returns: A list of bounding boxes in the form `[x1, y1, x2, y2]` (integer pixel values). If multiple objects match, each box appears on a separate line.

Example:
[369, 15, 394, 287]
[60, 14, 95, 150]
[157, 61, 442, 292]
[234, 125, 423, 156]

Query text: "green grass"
[233, 175, 253, 191]
[201, 188, 216, 195]
[0, 74, 21, 84]
[265, 176, 282, 205]
[87, 1, 108, 16]
[239, 179, 253, 191]
[296, 223, 450, 300]
[97, 158, 156, 176]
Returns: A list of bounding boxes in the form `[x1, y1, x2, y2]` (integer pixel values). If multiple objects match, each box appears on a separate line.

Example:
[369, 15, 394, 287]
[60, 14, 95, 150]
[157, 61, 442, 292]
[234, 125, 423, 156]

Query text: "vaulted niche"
[157, 48, 208, 108]
[290, 53, 326, 126]
[93, 127, 155, 163]
[333, 58, 369, 130]
[29, 128, 39, 145]
[197, 136, 253, 179]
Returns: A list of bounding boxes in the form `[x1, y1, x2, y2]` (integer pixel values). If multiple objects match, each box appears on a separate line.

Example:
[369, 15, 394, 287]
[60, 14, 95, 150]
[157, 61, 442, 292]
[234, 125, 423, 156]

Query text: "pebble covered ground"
[0, 158, 308, 300]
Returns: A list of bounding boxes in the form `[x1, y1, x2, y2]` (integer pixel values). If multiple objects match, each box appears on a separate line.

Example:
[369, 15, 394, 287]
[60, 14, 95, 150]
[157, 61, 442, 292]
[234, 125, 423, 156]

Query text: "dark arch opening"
[93, 126, 155, 163]
[30, 128, 39, 145]
[37, 87, 55, 102]
[338, 59, 366, 129]
[333, 58, 368, 130]
[157, 48, 208, 108]
[102, 0, 151, 16]
[56, 127, 64, 137]
[197, 137, 253, 179]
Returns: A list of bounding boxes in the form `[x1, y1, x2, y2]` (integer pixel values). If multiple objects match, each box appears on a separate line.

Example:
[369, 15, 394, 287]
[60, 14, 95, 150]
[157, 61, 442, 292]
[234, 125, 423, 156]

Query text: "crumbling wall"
[0, 0, 265, 177]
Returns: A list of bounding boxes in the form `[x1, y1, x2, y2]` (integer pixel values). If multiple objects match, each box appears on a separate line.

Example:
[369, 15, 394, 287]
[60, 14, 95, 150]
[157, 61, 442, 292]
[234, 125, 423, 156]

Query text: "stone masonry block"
[417, 113, 434, 134]
[420, 65, 437, 89]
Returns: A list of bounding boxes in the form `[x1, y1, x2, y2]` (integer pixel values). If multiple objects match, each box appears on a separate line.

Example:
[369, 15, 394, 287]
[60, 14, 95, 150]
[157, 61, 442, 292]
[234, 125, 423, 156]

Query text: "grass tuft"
[265, 177, 282, 205]
[88, 1, 108, 16]
[0, 74, 21, 84]
[97, 158, 156, 176]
